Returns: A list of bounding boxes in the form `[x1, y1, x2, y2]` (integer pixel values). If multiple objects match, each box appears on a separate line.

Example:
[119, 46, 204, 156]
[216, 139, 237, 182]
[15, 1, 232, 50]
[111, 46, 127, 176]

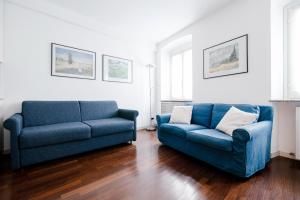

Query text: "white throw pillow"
[169, 106, 193, 124]
[216, 106, 259, 136]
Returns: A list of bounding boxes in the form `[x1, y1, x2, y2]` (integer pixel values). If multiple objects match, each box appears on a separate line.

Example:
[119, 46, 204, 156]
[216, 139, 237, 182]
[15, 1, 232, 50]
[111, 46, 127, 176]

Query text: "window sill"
[161, 100, 193, 102]
[270, 99, 300, 102]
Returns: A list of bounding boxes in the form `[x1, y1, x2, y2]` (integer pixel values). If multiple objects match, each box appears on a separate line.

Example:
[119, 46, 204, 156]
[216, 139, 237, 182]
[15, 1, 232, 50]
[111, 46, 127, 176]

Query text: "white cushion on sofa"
[169, 106, 193, 124]
[216, 106, 258, 136]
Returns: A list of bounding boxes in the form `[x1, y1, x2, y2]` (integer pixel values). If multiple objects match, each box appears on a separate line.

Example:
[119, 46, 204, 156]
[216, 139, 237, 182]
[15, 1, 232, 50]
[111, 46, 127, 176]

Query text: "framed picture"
[203, 34, 248, 79]
[102, 55, 133, 83]
[51, 43, 96, 80]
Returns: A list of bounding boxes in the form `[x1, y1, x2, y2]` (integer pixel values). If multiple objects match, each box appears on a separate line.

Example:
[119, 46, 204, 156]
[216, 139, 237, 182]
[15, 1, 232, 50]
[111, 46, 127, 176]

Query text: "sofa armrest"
[4, 113, 23, 133]
[232, 120, 273, 177]
[118, 109, 138, 141]
[118, 109, 139, 121]
[3, 113, 23, 170]
[156, 114, 171, 127]
[232, 121, 273, 142]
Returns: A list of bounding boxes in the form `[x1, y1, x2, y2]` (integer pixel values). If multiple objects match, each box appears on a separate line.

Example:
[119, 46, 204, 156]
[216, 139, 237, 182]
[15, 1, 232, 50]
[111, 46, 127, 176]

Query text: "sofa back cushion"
[80, 101, 118, 121]
[258, 106, 273, 122]
[189, 103, 214, 127]
[22, 101, 81, 127]
[210, 103, 260, 129]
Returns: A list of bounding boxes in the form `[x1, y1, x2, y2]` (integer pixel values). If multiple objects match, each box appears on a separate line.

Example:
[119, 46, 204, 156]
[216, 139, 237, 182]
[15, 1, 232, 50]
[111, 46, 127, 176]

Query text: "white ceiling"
[46, 0, 234, 44]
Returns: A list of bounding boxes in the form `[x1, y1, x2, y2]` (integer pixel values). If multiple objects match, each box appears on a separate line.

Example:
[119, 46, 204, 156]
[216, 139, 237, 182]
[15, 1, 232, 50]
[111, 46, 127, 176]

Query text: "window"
[170, 49, 192, 100]
[285, 3, 300, 99]
[160, 48, 192, 101]
[160, 35, 192, 101]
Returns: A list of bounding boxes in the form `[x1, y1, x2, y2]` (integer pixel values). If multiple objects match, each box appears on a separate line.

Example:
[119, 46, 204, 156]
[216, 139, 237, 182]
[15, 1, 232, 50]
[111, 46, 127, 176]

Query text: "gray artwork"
[103, 55, 132, 83]
[209, 43, 239, 73]
[107, 59, 129, 79]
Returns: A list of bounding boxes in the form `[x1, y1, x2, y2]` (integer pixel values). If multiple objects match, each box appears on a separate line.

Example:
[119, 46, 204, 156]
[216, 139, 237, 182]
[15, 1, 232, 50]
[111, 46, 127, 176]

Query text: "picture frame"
[102, 55, 133, 83]
[51, 43, 96, 80]
[203, 34, 248, 79]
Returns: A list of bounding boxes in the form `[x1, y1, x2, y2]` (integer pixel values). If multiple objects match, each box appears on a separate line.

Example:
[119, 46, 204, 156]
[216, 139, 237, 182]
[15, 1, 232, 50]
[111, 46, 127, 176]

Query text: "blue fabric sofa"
[4, 101, 139, 170]
[156, 103, 273, 177]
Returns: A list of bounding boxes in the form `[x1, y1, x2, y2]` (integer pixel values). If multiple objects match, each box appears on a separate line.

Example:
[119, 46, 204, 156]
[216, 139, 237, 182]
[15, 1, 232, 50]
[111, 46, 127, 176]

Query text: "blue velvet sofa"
[4, 101, 138, 170]
[156, 103, 273, 177]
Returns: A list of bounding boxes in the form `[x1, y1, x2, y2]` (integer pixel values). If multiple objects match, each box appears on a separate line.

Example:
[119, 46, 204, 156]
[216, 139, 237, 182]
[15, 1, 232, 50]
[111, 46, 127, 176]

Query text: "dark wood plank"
[0, 130, 299, 200]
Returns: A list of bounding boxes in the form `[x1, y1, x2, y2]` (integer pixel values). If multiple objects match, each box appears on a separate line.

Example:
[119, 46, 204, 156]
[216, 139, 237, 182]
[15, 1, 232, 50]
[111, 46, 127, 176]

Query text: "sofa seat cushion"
[20, 122, 91, 149]
[187, 129, 233, 152]
[84, 117, 134, 137]
[160, 123, 207, 138]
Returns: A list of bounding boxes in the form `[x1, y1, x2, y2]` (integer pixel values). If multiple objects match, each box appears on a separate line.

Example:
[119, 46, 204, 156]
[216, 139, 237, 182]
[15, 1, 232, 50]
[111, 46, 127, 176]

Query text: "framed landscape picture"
[102, 55, 133, 83]
[203, 34, 248, 79]
[51, 43, 96, 80]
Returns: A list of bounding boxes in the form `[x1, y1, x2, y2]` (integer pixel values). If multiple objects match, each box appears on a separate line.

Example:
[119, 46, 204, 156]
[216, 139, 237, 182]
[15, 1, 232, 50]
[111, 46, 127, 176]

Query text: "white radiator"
[296, 107, 300, 160]
[161, 101, 192, 114]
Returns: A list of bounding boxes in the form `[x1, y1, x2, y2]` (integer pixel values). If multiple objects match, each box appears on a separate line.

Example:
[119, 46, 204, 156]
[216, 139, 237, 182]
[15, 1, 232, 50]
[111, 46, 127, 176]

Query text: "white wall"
[270, 0, 300, 156]
[274, 102, 300, 154]
[156, 0, 278, 153]
[3, 0, 298, 156]
[1, 0, 155, 151]
[0, 0, 3, 62]
[0, 0, 4, 151]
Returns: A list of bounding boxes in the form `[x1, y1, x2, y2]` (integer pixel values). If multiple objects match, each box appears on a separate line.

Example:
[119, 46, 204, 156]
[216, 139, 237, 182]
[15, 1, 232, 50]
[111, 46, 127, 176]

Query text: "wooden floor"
[0, 131, 300, 200]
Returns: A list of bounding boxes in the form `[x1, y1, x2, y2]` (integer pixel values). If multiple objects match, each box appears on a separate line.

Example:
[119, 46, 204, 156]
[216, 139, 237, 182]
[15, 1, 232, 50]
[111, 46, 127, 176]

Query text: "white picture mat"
[203, 35, 247, 79]
[102, 55, 133, 83]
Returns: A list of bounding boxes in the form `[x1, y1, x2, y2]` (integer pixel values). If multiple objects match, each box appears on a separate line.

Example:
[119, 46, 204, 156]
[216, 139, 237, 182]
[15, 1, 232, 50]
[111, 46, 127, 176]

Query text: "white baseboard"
[279, 151, 296, 159]
[137, 126, 148, 131]
[137, 125, 157, 131]
[2, 149, 10, 155]
[271, 151, 296, 160]
[271, 151, 280, 158]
